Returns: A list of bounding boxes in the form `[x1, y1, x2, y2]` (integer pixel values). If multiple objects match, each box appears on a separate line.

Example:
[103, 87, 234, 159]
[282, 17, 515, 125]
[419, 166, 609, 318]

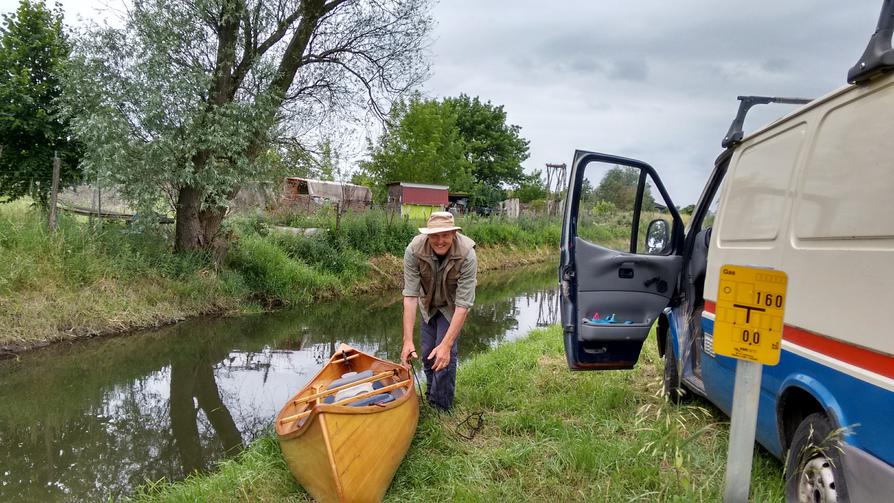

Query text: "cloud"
[424, 0, 883, 204]
[2, 0, 883, 205]
[609, 60, 649, 81]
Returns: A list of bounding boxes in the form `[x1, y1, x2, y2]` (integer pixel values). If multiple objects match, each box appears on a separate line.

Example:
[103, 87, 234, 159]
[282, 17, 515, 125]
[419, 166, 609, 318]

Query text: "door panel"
[560, 151, 684, 370]
[575, 238, 681, 333]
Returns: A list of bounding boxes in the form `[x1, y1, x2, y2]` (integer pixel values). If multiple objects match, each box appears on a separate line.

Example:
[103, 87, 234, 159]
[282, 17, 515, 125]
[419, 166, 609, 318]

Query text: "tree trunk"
[174, 185, 228, 256]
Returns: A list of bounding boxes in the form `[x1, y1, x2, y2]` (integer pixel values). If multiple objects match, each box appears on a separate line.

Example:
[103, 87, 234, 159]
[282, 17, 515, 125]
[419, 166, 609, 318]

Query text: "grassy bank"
[0, 201, 558, 352]
[132, 326, 784, 502]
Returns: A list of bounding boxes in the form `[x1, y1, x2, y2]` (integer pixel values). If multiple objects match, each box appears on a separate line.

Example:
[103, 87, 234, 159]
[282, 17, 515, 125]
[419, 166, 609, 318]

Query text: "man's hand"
[427, 343, 452, 371]
[400, 342, 417, 367]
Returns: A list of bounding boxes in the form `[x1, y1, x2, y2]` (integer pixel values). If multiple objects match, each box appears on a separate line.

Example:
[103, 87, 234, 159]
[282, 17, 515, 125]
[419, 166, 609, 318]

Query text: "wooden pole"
[96, 181, 102, 229]
[90, 181, 96, 228]
[331, 352, 362, 365]
[48, 153, 60, 234]
[544, 163, 554, 217]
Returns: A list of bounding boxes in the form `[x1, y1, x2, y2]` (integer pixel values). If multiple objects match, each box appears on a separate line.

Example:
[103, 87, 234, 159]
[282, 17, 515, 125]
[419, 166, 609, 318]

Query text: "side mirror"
[645, 218, 670, 255]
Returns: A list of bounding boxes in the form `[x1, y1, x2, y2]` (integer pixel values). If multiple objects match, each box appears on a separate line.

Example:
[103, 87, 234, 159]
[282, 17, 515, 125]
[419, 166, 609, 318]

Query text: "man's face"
[428, 230, 456, 255]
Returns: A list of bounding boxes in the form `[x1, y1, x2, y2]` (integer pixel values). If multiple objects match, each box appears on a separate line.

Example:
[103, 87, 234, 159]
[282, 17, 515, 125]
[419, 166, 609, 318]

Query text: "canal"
[0, 264, 558, 501]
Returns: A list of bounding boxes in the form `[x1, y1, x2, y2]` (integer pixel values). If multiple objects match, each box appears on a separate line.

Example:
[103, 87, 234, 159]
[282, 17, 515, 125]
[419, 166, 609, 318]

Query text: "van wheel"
[785, 412, 849, 502]
[662, 331, 689, 403]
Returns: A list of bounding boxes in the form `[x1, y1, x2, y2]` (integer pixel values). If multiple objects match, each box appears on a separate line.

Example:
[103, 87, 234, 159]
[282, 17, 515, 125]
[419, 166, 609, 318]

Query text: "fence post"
[48, 152, 61, 234]
[335, 201, 341, 233]
[90, 181, 96, 228]
[97, 181, 102, 229]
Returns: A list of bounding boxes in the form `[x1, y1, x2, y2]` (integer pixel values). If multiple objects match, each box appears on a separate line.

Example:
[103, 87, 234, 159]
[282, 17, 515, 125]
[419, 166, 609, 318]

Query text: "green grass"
[253, 208, 561, 264]
[132, 326, 784, 502]
[0, 200, 242, 348]
[0, 202, 559, 350]
[222, 209, 563, 300]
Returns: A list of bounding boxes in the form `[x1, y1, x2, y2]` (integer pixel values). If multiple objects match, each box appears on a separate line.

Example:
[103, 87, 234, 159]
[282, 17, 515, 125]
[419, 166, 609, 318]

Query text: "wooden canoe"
[275, 344, 419, 503]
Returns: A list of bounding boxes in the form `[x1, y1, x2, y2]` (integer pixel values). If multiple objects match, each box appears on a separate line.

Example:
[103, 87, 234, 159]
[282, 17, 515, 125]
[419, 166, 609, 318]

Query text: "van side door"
[560, 150, 684, 370]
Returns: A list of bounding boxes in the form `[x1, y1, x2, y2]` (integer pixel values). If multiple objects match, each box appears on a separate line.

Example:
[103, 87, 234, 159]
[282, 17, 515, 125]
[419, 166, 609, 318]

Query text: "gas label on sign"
[713, 264, 787, 365]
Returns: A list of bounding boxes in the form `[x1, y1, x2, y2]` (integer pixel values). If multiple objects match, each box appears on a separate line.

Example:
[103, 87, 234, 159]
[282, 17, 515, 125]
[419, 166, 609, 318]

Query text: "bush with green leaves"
[225, 234, 339, 306]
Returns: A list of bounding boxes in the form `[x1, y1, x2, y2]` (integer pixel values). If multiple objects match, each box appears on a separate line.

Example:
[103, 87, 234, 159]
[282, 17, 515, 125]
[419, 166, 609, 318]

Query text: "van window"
[795, 83, 894, 241]
[577, 162, 669, 254]
[717, 123, 806, 243]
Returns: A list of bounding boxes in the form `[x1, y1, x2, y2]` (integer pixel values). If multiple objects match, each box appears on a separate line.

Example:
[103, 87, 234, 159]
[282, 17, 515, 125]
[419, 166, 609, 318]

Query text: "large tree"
[444, 94, 529, 188]
[592, 166, 655, 211]
[63, 0, 431, 252]
[0, 0, 80, 205]
[358, 94, 472, 201]
[359, 93, 529, 206]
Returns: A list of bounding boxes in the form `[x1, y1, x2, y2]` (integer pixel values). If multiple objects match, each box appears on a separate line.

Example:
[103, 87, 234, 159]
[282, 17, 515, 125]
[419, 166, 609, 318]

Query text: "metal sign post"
[713, 264, 788, 503]
[723, 359, 763, 502]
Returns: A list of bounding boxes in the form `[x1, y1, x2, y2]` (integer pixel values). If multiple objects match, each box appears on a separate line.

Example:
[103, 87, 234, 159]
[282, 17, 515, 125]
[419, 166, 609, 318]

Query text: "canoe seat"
[347, 393, 395, 407]
[323, 380, 384, 404]
[326, 370, 374, 390]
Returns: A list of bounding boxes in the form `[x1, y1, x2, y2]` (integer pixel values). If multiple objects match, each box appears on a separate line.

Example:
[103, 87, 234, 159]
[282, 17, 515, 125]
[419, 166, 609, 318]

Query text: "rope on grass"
[407, 351, 424, 410]
[452, 411, 485, 440]
[407, 351, 484, 440]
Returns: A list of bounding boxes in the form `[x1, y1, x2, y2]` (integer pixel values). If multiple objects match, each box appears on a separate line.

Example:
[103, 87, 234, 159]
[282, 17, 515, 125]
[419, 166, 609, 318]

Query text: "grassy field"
[132, 326, 785, 502]
[0, 200, 242, 351]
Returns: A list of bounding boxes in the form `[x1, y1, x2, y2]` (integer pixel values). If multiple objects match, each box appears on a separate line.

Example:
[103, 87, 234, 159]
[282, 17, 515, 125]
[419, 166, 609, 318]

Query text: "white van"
[559, 2, 894, 500]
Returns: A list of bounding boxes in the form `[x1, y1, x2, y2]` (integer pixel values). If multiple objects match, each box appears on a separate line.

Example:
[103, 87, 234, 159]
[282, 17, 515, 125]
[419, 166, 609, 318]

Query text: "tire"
[662, 330, 689, 403]
[785, 412, 849, 503]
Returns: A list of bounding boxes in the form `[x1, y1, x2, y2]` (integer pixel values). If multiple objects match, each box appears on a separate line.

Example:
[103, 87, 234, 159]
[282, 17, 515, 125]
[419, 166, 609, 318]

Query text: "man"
[400, 211, 477, 411]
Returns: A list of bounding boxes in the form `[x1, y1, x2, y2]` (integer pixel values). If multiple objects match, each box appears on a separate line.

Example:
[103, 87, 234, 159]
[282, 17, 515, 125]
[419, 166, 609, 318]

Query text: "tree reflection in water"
[170, 347, 244, 474]
[0, 263, 557, 501]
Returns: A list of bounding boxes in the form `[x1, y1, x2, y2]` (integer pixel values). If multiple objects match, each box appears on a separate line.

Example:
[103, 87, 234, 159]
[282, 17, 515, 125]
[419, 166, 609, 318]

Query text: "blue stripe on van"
[670, 313, 894, 466]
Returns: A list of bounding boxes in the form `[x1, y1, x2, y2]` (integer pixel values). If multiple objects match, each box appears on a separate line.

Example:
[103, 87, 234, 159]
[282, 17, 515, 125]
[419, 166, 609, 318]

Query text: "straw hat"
[418, 211, 462, 235]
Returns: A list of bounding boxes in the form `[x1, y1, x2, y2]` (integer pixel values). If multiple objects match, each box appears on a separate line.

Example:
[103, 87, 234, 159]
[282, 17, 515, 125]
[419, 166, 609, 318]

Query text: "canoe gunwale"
[275, 344, 418, 441]
[276, 384, 416, 440]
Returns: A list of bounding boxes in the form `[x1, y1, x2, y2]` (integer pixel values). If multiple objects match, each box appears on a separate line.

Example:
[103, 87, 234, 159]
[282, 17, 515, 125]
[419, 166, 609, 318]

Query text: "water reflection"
[0, 264, 558, 501]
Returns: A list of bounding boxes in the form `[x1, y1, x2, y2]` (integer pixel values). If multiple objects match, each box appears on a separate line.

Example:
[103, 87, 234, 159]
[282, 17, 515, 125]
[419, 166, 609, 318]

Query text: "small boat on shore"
[275, 344, 419, 503]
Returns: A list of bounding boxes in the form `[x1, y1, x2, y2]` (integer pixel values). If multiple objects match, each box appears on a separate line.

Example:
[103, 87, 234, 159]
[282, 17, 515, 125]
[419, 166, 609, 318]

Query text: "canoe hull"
[276, 345, 419, 503]
[279, 397, 418, 502]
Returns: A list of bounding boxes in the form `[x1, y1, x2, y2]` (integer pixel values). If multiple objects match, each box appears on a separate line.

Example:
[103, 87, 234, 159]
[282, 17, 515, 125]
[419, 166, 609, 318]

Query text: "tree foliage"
[359, 95, 472, 201]
[360, 93, 529, 206]
[0, 0, 80, 205]
[592, 166, 655, 211]
[445, 94, 529, 188]
[512, 169, 547, 203]
[267, 138, 340, 183]
[62, 0, 432, 251]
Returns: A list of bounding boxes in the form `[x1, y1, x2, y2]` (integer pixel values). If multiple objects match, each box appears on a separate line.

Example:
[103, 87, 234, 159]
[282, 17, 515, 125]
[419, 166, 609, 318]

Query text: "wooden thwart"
[333, 352, 361, 364]
[289, 370, 397, 407]
[279, 379, 412, 424]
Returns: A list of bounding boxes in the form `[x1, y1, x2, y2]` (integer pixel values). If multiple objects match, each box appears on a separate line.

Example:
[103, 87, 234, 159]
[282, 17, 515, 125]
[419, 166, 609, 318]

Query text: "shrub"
[225, 235, 338, 305]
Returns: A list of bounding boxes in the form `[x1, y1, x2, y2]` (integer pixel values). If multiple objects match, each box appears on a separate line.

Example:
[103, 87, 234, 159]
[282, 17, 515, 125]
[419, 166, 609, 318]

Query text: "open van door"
[560, 151, 684, 370]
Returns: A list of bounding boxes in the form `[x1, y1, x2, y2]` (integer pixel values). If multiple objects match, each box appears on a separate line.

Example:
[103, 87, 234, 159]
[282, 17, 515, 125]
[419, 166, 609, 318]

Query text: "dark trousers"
[420, 312, 459, 410]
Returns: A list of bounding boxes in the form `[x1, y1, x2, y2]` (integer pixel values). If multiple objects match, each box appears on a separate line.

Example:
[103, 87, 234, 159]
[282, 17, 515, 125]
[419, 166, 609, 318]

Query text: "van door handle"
[618, 267, 634, 279]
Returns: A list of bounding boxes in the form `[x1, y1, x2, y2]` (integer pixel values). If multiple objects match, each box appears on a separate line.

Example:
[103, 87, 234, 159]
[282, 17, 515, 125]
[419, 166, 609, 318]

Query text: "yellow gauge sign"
[714, 264, 787, 365]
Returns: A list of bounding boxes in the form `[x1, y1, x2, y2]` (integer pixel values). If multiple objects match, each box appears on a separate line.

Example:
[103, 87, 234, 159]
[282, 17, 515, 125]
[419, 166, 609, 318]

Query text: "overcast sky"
[1, 0, 884, 204]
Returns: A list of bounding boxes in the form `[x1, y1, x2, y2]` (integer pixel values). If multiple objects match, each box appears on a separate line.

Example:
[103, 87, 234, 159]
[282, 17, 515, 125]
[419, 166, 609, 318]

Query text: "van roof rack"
[847, 0, 894, 83]
[721, 96, 813, 148]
